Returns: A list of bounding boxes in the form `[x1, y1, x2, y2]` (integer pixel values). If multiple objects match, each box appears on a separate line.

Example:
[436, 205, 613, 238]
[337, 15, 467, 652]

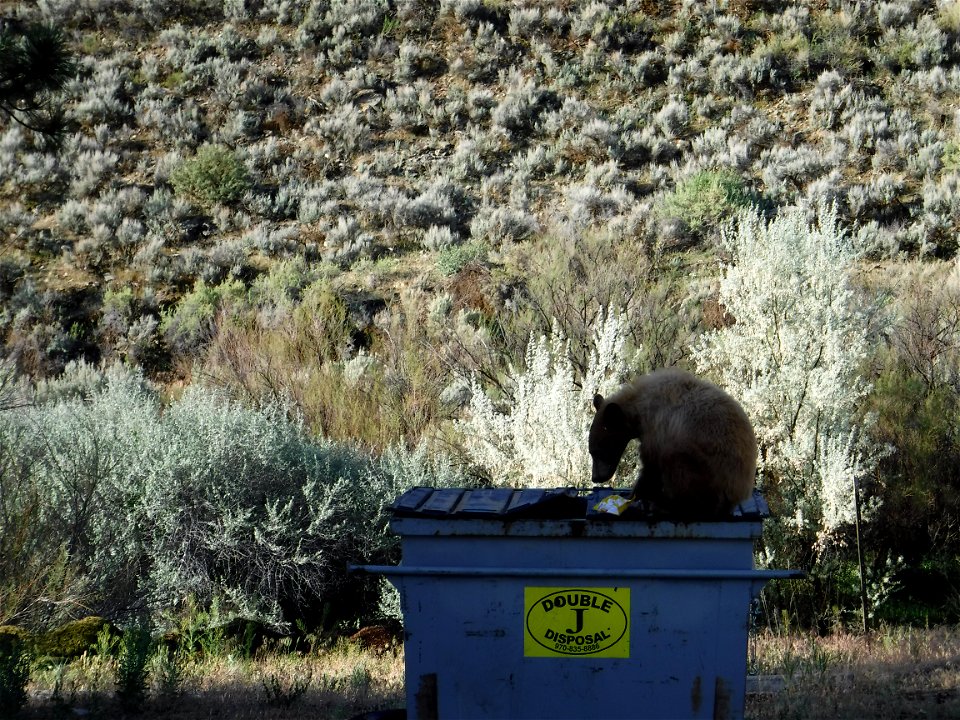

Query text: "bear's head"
[589, 393, 632, 484]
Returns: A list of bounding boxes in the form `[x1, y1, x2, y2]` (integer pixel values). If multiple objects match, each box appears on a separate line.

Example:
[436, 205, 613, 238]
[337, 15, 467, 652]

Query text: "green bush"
[436, 241, 488, 277]
[654, 169, 752, 235]
[170, 144, 251, 209]
[159, 278, 246, 355]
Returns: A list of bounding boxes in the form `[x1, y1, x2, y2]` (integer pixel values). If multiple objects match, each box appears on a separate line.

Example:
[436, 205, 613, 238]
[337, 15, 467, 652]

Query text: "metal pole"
[853, 473, 869, 633]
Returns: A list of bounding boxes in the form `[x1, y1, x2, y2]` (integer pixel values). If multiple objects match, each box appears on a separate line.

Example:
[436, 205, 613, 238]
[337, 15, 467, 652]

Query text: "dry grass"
[20, 641, 405, 720]
[17, 627, 960, 719]
[747, 626, 960, 720]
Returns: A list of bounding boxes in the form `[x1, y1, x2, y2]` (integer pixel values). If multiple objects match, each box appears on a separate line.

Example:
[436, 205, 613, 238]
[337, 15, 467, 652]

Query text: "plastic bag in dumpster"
[354, 487, 800, 720]
[593, 492, 633, 515]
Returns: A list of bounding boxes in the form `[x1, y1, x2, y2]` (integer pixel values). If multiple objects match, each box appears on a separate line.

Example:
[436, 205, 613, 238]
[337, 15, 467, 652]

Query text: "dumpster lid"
[390, 487, 770, 521]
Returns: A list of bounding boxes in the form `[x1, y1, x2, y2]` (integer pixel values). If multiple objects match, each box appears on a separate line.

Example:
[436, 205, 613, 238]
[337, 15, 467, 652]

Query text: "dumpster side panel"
[399, 574, 755, 720]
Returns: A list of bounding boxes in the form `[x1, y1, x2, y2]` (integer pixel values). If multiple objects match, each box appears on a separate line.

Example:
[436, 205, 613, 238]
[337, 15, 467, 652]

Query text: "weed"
[261, 665, 312, 708]
[943, 141, 960, 173]
[115, 620, 152, 712]
[348, 663, 371, 693]
[150, 645, 186, 701]
[48, 660, 69, 712]
[436, 241, 488, 276]
[381, 14, 401, 38]
[93, 624, 118, 658]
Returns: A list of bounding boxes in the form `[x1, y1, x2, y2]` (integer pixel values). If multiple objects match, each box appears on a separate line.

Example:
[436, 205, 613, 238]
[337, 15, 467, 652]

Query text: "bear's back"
[620, 368, 757, 517]
[619, 368, 749, 430]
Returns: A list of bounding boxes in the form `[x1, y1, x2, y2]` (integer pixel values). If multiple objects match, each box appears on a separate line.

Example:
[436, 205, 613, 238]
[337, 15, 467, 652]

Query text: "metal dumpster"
[355, 487, 800, 720]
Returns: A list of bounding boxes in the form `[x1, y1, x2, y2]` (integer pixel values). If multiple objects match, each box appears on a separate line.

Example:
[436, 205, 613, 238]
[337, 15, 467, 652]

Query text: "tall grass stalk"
[115, 620, 152, 712]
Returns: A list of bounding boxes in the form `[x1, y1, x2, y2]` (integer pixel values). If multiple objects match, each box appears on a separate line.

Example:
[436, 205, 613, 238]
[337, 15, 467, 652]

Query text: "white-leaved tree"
[693, 204, 888, 562]
[458, 307, 634, 488]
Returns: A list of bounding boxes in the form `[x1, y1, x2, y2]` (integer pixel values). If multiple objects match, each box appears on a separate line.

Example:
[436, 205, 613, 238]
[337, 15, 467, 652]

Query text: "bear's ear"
[593, 393, 604, 411]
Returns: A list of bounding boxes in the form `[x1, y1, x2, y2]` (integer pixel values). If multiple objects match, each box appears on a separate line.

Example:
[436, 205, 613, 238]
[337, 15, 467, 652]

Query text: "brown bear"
[589, 368, 757, 519]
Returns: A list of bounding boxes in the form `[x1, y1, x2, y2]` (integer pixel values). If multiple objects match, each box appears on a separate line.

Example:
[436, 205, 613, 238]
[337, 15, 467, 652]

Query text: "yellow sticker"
[524, 587, 630, 658]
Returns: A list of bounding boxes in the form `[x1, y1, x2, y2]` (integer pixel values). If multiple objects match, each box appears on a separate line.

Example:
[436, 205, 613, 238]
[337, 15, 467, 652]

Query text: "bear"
[589, 368, 757, 519]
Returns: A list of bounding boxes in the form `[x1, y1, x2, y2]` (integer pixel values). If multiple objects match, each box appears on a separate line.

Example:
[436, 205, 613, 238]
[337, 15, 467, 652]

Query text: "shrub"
[421, 224, 459, 251]
[491, 74, 549, 136]
[244, 287, 451, 453]
[140, 385, 469, 625]
[694, 204, 887, 565]
[0, 468, 78, 629]
[0, 357, 30, 411]
[940, 1, 960, 32]
[321, 216, 374, 266]
[138, 386, 357, 624]
[393, 180, 457, 229]
[150, 644, 186, 702]
[864, 262, 960, 568]
[809, 9, 870, 75]
[457, 308, 633, 487]
[868, 364, 960, 564]
[261, 663, 312, 708]
[436, 241, 488, 276]
[873, 17, 946, 72]
[1, 363, 160, 626]
[170, 144, 251, 209]
[159, 278, 246, 356]
[0, 626, 32, 655]
[653, 169, 752, 237]
[506, 226, 693, 377]
[469, 205, 539, 246]
[1, 359, 473, 631]
[888, 261, 960, 390]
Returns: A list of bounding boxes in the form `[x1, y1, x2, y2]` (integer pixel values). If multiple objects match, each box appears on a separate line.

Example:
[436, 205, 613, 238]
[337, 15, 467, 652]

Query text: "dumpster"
[354, 487, 800, 720]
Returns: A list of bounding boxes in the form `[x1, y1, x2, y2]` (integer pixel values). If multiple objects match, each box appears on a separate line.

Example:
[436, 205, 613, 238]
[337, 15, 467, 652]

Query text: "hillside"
[2, 1, 958, 382]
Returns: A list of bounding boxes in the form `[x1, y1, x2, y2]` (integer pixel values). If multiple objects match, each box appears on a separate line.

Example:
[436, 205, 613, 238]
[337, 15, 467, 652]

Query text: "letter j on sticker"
[523, 587, 630, 658]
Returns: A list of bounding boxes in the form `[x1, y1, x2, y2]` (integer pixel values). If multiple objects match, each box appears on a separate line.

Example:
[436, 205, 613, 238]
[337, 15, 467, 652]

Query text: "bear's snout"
[591, 458, 617, 484]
